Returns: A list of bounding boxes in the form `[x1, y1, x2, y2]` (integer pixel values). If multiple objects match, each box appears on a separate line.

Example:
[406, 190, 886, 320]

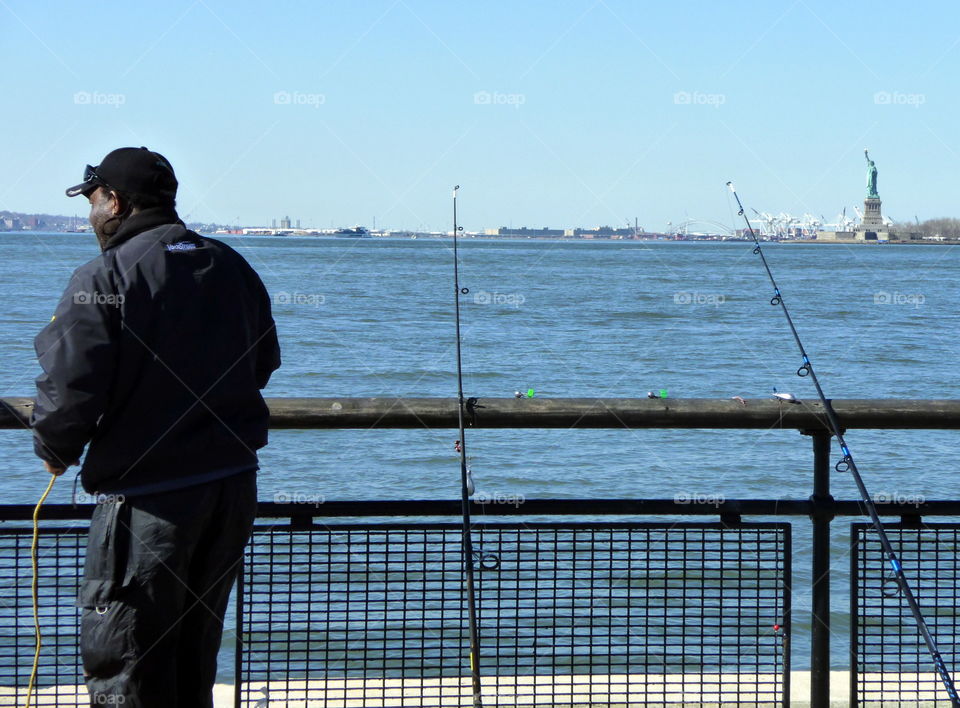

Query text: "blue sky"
[1, 0, 958, 231]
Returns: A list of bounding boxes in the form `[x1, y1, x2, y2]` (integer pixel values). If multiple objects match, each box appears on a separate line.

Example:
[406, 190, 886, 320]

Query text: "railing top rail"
[4, 397, 960, 430]
[3, 498, 960, 522]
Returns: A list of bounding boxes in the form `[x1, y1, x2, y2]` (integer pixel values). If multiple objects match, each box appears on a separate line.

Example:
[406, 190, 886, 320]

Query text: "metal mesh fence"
[0, 526, 86, 707]
[239, 521, 791, 707]
[851, 522, 960, 707]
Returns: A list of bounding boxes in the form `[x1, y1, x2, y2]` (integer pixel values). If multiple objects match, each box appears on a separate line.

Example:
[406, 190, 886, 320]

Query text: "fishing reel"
[472, 548, 500, 571]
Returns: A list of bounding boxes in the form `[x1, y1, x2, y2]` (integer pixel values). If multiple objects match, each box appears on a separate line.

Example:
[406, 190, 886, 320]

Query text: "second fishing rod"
[728, 181, 959, 706]
[450, 185, 484, 708]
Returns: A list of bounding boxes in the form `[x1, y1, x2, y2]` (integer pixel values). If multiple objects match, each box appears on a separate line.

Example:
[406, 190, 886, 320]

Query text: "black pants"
[79, 472, 257, 708]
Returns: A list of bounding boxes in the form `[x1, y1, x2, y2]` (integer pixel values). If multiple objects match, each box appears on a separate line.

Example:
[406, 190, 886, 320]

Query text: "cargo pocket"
[77, 498, 131, 610]
[78, 499, 133, 683]
[80, 603, 131, 683]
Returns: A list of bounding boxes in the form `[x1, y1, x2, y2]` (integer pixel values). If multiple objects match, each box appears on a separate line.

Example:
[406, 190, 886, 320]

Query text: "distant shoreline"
[4, 231, 959, 246]
[784, 239, 960, 246]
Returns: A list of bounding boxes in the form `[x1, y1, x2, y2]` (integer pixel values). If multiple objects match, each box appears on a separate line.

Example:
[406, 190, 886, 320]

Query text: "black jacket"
[32, 208, 281, 494]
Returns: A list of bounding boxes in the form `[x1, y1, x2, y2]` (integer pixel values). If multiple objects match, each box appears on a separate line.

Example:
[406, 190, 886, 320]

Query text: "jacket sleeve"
[32, 264, 120, 467]
[254, 276, 281, 390]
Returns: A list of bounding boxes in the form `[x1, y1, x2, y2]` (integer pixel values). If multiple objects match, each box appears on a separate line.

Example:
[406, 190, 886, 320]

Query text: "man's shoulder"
[116, 222, 189, 250]
[104, 224, 184, 273]
[195, 235, 264, 279]
[69, 251, 110, 286]
[116, 227, 241, 259]
[196, 234, 248, 260]
[110, 227, 263, 290]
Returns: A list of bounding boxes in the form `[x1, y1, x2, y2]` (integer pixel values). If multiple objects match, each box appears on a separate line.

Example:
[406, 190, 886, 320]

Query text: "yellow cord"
[24, 475, 56, 708]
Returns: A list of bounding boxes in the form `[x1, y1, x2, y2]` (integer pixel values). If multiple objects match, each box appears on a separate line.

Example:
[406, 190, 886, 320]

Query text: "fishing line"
[728, 181, 959, 706]
[450, 185, 483, 708]
[24, 475, 56, 708]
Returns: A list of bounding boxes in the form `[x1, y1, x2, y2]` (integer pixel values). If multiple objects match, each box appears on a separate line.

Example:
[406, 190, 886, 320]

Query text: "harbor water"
[1, 232, 959, 677]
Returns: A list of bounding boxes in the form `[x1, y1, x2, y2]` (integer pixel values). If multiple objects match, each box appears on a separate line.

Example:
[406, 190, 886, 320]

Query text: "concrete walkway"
[2, 672, 948, 707]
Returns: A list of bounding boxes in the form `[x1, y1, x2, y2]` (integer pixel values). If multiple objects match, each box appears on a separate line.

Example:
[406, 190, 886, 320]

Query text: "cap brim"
[65, 181, 97, 198]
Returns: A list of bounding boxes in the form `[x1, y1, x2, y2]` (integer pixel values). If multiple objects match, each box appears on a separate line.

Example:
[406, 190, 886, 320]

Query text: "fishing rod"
[451, 185, 483, 708]
[727, 181, 960, 706]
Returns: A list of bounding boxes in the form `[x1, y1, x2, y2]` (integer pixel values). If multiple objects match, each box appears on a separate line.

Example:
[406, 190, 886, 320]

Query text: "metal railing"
[5, 396, 960, 431]
[1, 397, 959, 707]
[0, 524, 86, 706]
[851, 522, 960, 706]
[238, 513, 790, 707]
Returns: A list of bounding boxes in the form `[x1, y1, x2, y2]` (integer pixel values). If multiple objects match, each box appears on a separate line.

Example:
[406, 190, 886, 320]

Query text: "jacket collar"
[104, 207, 184, 250]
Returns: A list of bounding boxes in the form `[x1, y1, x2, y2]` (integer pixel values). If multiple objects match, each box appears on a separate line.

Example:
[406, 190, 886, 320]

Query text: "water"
[1, 232, 959, 673]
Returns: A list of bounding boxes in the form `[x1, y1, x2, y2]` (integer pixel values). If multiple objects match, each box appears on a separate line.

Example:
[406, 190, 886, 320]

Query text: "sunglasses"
[83, 164, 114, 190]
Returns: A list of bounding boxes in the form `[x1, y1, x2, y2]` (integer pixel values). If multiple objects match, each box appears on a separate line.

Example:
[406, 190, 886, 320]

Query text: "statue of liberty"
[864, 149, 879, 198]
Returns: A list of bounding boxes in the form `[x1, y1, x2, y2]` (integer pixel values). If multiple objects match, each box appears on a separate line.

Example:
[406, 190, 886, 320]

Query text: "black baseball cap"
[66, 147, 178, 199]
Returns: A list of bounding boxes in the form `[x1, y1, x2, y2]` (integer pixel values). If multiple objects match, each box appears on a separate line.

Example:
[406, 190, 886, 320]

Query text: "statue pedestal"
[861, 197, 883, 228]
[855, 197, 889, 240]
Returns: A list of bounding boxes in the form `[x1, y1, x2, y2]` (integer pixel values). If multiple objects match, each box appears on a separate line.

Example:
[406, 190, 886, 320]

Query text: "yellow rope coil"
[24, 475, 56, 708]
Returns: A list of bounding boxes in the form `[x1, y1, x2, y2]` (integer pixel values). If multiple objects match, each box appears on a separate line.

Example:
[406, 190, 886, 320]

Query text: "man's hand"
[43, 461, 66, 476]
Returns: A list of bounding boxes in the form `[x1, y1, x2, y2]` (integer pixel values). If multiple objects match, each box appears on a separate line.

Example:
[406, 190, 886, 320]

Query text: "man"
[32, 147, 281, 707]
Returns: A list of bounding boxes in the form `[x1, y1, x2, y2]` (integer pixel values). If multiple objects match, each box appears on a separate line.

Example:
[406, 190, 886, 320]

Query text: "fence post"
[806, 429, 834, 708]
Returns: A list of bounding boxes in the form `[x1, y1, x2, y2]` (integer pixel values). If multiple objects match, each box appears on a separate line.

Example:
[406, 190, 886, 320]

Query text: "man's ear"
[107, 190, 125, 215]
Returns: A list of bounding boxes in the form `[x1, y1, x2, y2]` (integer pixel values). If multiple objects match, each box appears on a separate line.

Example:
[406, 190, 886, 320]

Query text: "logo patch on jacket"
[166, 242, 198, 252]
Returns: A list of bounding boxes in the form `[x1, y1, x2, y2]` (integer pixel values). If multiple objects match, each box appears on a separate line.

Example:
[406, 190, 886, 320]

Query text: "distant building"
[816, 230, 855, 241]
[572, 226, 635, 239]
[481, 225, 643, 239]
[280, 215, 292, 229]
[485, 227, 565, 238]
